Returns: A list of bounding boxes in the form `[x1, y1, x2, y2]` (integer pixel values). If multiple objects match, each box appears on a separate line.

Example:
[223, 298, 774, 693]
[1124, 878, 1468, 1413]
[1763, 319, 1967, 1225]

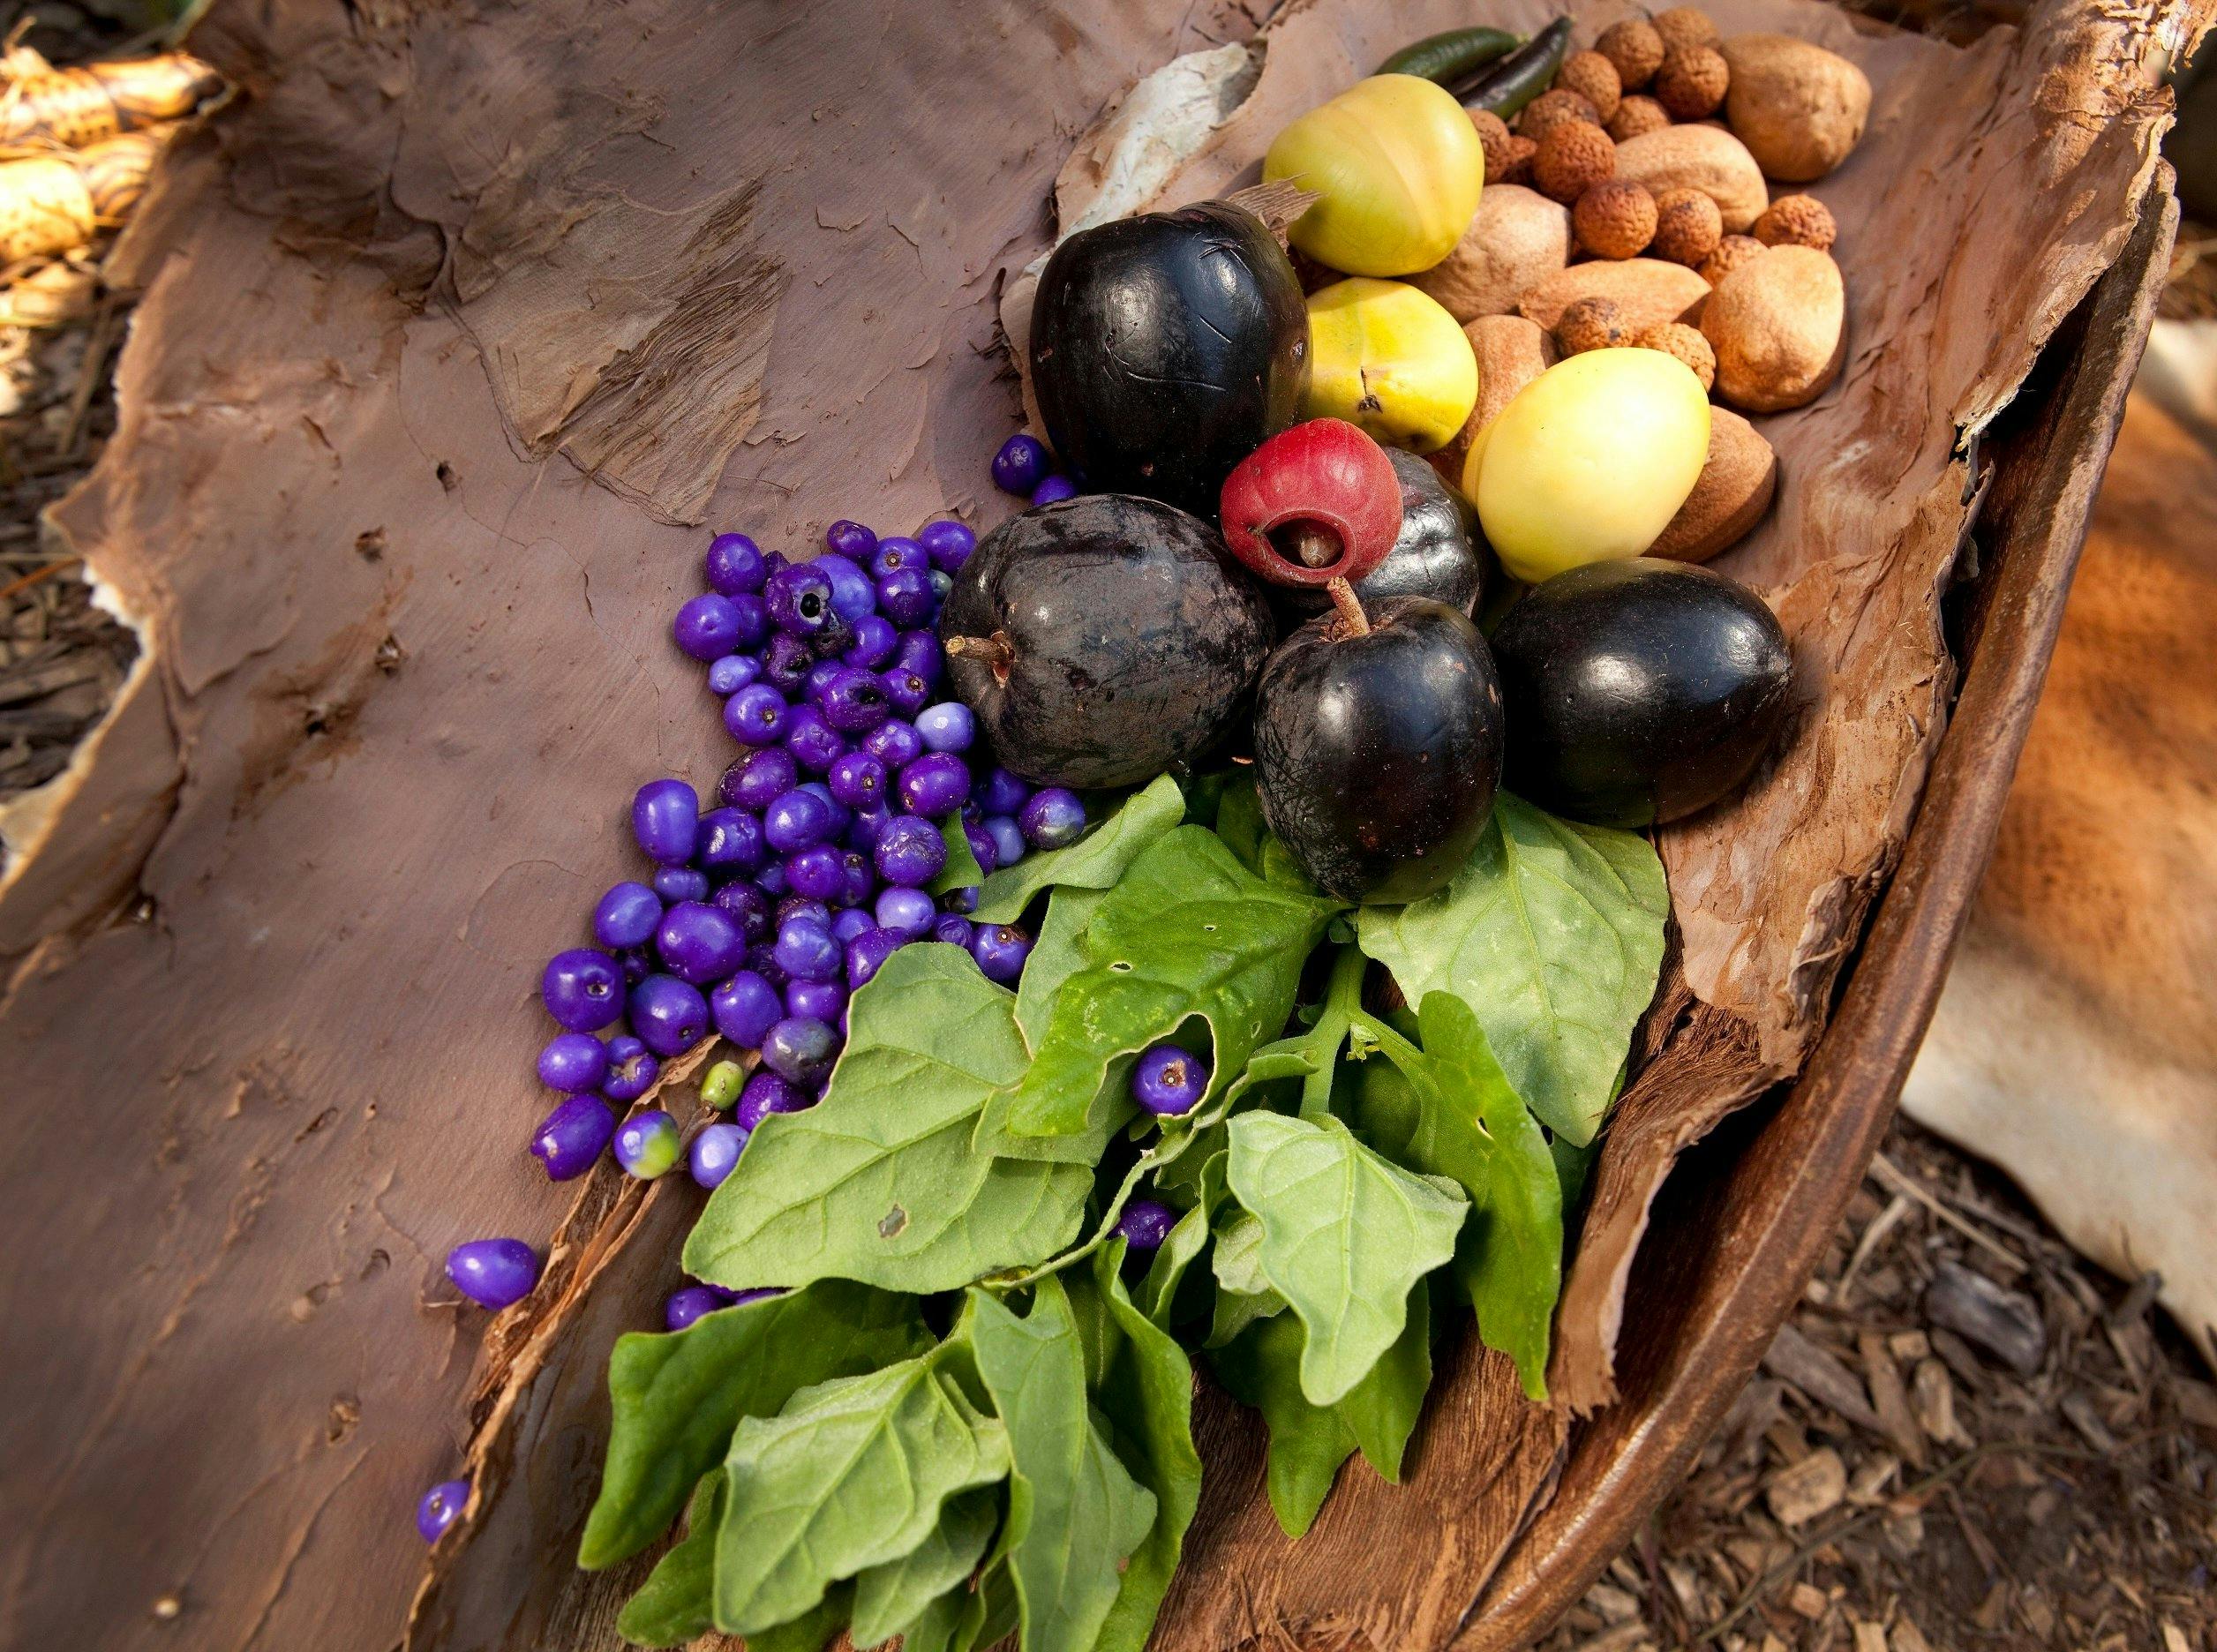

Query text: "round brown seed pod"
[1517, 87, 1601, 139]
[1556, 296, 1631, 355]
[1655, 44, 1730, 120]
[1637, 320, 1717, 391]
[1532, 120, 1616, 205]
[1595, 18, 1666, 91]
[1607, 94, 1672, 141]
[1557, 50, 1623, 124]
[1573, 179, 1657, 259]
[1651, 7, 1720, 52]
[1495, 134, 1539, 187]
[1650, 185, 1724, 266]
[1753, 192, 1837, 251]
[1469, 109, 1515, 182]
[1698, 233, 1769, 285]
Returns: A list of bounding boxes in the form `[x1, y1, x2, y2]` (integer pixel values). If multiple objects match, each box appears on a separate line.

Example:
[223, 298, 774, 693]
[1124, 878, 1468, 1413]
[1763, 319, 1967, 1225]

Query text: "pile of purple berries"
[990, 432, 1076, 509]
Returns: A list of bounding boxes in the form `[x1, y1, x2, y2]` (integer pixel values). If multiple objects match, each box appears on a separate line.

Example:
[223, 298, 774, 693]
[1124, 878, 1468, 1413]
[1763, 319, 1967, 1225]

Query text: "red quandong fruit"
[1218, 418, 1402, 604]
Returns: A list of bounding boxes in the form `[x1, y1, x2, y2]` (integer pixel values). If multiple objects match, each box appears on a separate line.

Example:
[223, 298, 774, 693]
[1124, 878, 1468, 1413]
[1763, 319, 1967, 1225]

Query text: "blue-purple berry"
[915, 702, 975, 754]
[696, 807, 765, 875]
[417, 1479, 470, 1543]
[879, 666, 929, 719]
[898, 752, 971, 818]
[830, 907, 876, 944]
[593, 880, 662, 950]
[633, 778, 701, 865]
[725, 682, 789, 746]
[1032, 474, 1077, 507]
[773, 916, 842, 983]
[707, 653, 760, 696]
[785, 845, 847, 903]
[706, 531, 767, 595]
[736, 1071, 809, 1130]
[763, 788, 835, 854]
[710, 970, 782, 1047]
[919, 518, 976, 571]
[665, 1284, 726, 1332]
[1113, 1198, 1176, 1251]
[1019, 787, 1086, 850]
[992, 433, 1050, 495]
[965, 819, 999, 875]
[531, 1094, 617, 1180]
[764, 563, 835, 635]
[932, 913, 974, 948]
[812, 552, 878, 622]
[969, 922, 1032, 985]
[763, 632, 815, 693]
[940, 885, 980, 914]
[673, 593, 745, 661]
[712, 879, 773, 941]
[600, 1035, 660, 1103]
[975, 767, 1031, 816]
[826, 750, 886, 810]
[543, 948, 623, 1032]
[983, 815, 1026, 869]
[628, 973, 709, 1056]
[876, 886, 937, 938]
[825, 520, 877, 559]
[721, 747, 796, 812]
[874, 815, 947, 887]
[846, 927, 904, 988]
[787, 978, 847, 1023]
[876, 567, 935, 627]
[893, 630, 943, 687]
[447, 1237, 540, 1310]
[862, 718, 923, 770]
[689, 1122, 749, 1190]
[845, 803, 891, 851]
[614, 1109, 682, 1179]
[869, 537, 926, 580]
[844, 614, 899, 669]
[537, 1031, 610, 1093]
[784, 706, 847, 773]
[651, 865, 710, 904]
[1131, 1042, 1209, 1116]
[761, 1017, 840, 1085]
[657, 902, 745, 985]
[818, 666, 891, 733]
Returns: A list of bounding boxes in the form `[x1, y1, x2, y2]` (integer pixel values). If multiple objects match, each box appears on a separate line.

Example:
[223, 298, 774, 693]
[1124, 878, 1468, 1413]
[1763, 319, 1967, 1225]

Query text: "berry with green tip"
[614, 1109, 681, 1179]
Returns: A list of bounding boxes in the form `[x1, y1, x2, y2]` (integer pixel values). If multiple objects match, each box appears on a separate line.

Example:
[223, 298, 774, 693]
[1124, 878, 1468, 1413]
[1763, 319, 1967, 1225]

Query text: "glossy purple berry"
[1019, 787, 1086, 850]
[813, 552, 878, 622]
[874, 815, 947, 887]
[898, 752, 971, 818]
[763, 788, 834, 854]
[932, 913, 974, 949]
[870, 537, 926, 580]
[784, 706, 846, 773]
[710, 971, 782, 1047]
[615, 943, 654, 984]
[787, 978, 847, 1022]
[633, 778, 700, 865]
[969, 922, 1032, 985]
[689, 1122, 748, 1190]
[965, 820, 999, 875]
[657, 902, 745, 985]
[830, 907, 876, 944]
[941, 885, 980, 914]
[736, 1071, 809, 1130]
[651, 865, 710, 904]
[762, 1017, 840, 1085]
[843, 614, 899, 669]
[763, 631, 815, 693]
[713, 880, 773, 940]
[601, 1035, 660, 1103]
[725, 683, 788, 747]
[707, 654, 759, 697]
[785, 845, 847, 903]
[447, 1238, 540, 1310]
[593, 881, 662, 950]
[696, 807, 765, 875]
[825, 750, 886, 811]
[764, 563, 835, 635]
[721, 747, 793, 811]
[537, 1032, 610, 1093]
[846, 803, 891, 852]
[876, 886, 937, 938]
[543, 948, 622, 1032]
[808, 609, 856, 662]
[817, 666, 891, 734]
[773, 916, 841, 983]
[893, 629, 943, 687]
[673, 593, 745, 661]
[880, 669, 929, 721]
[614, 1109, 682, 1179]
[665, 1284, 726, 1332]
[846, 927, 904, 988]
[876, 567, 935, 627]
[1114, 1198, 1176, 1251]
[417, 1479, 470, 1543]
[915, 702, 974, 754]
[777, 896, 832, 928]
[862, 718, 923, 770]
[826, 519, 876, 557]
[531, 1094, 616, 1180]
[1132, 1042, 1209, 1116]
[743, 942, 790, 991]
[992, 432, 1050, 495]
[707, 532, 768, 595]
[804, 657, 845, 701]
[1032, 473, 1077, 507]
[918, 518, 976, 571]
[838, 850, 874, 908]
[983, 816, 1026, 868]
[629, 974, 709, 1056]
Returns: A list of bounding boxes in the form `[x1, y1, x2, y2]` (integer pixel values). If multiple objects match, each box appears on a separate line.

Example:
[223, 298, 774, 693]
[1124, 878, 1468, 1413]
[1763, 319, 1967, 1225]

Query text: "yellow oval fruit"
[1468, 348, 1710, 582]
[1265, 74, 1485, 277]
[1304, 277, 1478, 454]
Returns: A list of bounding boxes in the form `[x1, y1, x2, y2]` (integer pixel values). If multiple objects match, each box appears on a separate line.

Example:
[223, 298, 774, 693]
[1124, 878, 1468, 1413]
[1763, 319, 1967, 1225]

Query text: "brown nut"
[1557, 50, 1623, 124]
[1573, 180, 1657, 259]
[1532, 120, 1615, 205]
[1556, 296, 1632, 355]
[1651, 7, 1720, 52]
[1518, 87, 1601, 139]
[1406, 184, 1571, 320]
[1496, 134, 1538, 186]
[1701, 244, 1845, 412]
[1608, 94, 1672, 141]
[1655, 44, 1730, 120]
[1650, 406, 1777, 560]
[1469, 109, 1515, 182]
[1754, 192, 1837, 251]
[1517, 257, 1712, 334]
[1650, 185, 1724, 266]
[1636, 320, 1716, 391]
[1719, 34, 1871, 183]
[1698, 233, 1768, 284]
[1595, 18, 1665, 91]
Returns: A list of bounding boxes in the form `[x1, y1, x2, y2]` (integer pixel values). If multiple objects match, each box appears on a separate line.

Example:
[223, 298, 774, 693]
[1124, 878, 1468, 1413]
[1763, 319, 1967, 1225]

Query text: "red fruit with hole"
[1217, 417, 1402, 589]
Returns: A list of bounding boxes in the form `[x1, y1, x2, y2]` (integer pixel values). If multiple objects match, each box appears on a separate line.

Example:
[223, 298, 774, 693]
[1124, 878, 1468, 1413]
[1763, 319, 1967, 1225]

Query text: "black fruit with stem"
[1253, 585, 1505, 904]
[938, 493, 1274, 789]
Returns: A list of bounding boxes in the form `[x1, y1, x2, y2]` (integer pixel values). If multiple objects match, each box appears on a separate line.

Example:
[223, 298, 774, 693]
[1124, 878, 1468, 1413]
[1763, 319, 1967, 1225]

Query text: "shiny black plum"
[1029, 201, 1310, 515]
[939, 494, 1274, 789]
[1281, 451, 1491, 619]
[1253, 596, 1504, 904]
[1490, 558, 1796, 829]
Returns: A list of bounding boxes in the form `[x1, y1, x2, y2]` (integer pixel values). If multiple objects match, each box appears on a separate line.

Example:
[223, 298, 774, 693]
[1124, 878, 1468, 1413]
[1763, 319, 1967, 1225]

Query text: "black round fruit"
[1029, 201, 1310, 516]
[1489, 558, 1796, 829]
[1281, 450, 1491, 619]
[1253, 595, 1505, 904]
[939, 494, 1274, 789]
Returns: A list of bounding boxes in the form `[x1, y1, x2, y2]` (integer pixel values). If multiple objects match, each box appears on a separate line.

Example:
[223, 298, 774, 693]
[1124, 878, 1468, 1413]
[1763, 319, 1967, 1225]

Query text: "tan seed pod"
[1608, 94, 1672, 141]
[1532, 120, 1615, 205]
[1650, 185, 1723, 266]
[1754, 192, 1837, 251]
[1556, 295, 1631, 355]
[1495, 134, 1539, 187]
[1655, 44, 1729, 120]
[1573, 179, 1657, 259]
[1469, 109, 1515, 182]
[1517, 87, 1601, 139]
[1557, 50, 1623, 124]
[1651, 6, 1720, 52]
[1595, 18, 1665, 91]
[1637, 320, 1717, 391]
[1698, 233, 1769, 285]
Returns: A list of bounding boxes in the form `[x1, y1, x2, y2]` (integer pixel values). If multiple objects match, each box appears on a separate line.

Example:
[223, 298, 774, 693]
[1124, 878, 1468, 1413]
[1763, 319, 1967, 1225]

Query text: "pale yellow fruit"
[1266, 74, 1486, 277]
[1304, 277, 1478, 454]
[1468, 348, 1711, 582]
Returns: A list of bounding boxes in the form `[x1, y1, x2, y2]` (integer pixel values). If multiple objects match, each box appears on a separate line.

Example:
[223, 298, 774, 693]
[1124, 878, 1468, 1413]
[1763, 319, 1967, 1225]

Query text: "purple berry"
[537, 1032, 610, 1093]
[785, 845, 847, 903]
[1032, 474, 1078, 507]
[764, 563, 835, 636]
[628, 974, 709, 1056]
[710, 970, 782, 1047]
[846, 803, 892, 852]
[992, 433, 1050, 495]
[601, 1035, 660, 1103]
[1113, 1198, 1176, 1251]
[838, 850, 875, 908]
[804, 658, 845, 701]
[817, 666, 891, 734]
[965, 820, 999, 875]
[862, 718, 923, 770]
[712, 880, 773, 940]
[689, 1122, 749, 1190]
[941, 885, 980, 915]
[673, 593, 745, 661]
[843, 614, 899, 669]
[876, 886, 937, 938]
[773, 916, 841, 983]
[918, 518, 976, 571]
[665, 1284, 727, 1332]
[870, 537, 926, 580]
[876, 567, 935, 627]
[898, 752, 971, 818]
[893, 630, 943, 687]
[720, 747, 796, 812]
[808, 609, 857, 662]
[787, 978, 847, 1022]
[725, 683, 789, 746]
[847, 927, 904, 987]
[762, 1017, 840, 1085]
[763, 788, 835, 854]
[830, 907, 876, 944]
[777, 896, 833, 928]
[743, 942, 790, 991]
[417, 1479, 470, 1543]
[615, 943, 655, 984]
[763, 632, 815, 693]
[447, 1237, 540, 1310]
[614, 1109, 682, 1179]
[633, 778, 701, 865]
[813, 552, 878, 622]
[651, 865, 710, 904]
[932, 913, 974, 949]
[726, 1287, 783, 1307]
[874, 815, 947, 887]
[826, 520, 877, 559]
[657, 902, 746, 985]
[826, 750, 886, 810]
[784, 706, 847, 773]
[915, 702, 975, 754]
[983, 815, 1026, 868]
[531, 1093, 617, 1180]
[1019, 787, 1086, 850]
[707, 654, 759, 697]
[593, 881, 662, 950]
[543, 948, 623, 1032]
[969, 922, 1032, 985]
[880, 668, 930, 721]
[1132, 1042, 1209, 1116]
[736, 1070, 809, 1130]
[696, 807, 765, 875]
[707, 532, 768, 595]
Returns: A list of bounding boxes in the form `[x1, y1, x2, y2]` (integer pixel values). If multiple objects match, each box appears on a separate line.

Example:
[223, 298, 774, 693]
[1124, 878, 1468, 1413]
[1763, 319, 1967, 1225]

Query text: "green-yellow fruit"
[1266, 74, 1485, 277]
[1468, 349, 1710, 582]
[1304, 277, 1478, 454]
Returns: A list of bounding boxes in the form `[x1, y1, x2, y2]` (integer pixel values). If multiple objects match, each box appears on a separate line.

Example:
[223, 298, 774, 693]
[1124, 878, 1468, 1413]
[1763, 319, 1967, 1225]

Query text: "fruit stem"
[1326, 577, 1370, 636]
[944, 632, 1016, 680]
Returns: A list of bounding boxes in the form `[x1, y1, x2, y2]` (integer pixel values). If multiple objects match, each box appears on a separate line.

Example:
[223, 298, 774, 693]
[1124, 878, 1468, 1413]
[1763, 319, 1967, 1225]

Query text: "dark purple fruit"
[939, 494, 1274, 789]
[1281, 450, 1490, 619]
[1489, 558, 1795, 829]
[1253, 595, 1504, 904]
[1029, 201, 1310, 515]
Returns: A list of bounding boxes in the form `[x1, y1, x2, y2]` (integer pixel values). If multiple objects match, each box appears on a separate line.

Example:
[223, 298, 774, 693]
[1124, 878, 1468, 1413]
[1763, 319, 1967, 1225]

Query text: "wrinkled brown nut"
[1556, 295, 1631, 355]
[1574, 180, 1657, 259]
[1496, 134, 1539, 186]
[1558, 50, 1623, 124]
[1720, 34, 1871, 182]
[1656, 44, 1730, 120]
[1652, 6, 1720, 52]
[1518, 87, 1601, 139]
[1533, 120, 1615, 204]
[1595, 18, 1665, 90]
[1608, 94, 1672, 141]
[1699, 233, 1769, 284]
[1470, 109, 1515, 182]
[1650, 185, 1724, 266]
[1702, 244, 1845, 411]
[1636, 320, 1717, 391]
[1754, 192, 1837, 251]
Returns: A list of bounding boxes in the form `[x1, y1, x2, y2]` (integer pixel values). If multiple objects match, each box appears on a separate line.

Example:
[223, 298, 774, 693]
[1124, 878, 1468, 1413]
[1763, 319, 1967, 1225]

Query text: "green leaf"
[1332, 1279, 1432, 1483]
[1225, 1111, 1466, 1406]
[849, 1486, 1000, 1648]
[973, 775, 1186, 924]
[968, 1277, 1160, 1652]
[930, 814, 988, 897]
[747, 1583, 853, 1652]
[1349, 995, 1563, 1400]
[614, 1468, 725, 1647]
[1205, 1208, 1286, 1348]
[1138, 1150, 1227, 1327]
[581, 1282, 931, 1569]
[683, 945, 1090, 1294]
[1213, 771, 1319, 892]
[1355, 793, 1666, 1145]
[713, 1355, 1011, 1634]
[1012, 885, 1105, 1053]
[1007, 827, 1339, 1138]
